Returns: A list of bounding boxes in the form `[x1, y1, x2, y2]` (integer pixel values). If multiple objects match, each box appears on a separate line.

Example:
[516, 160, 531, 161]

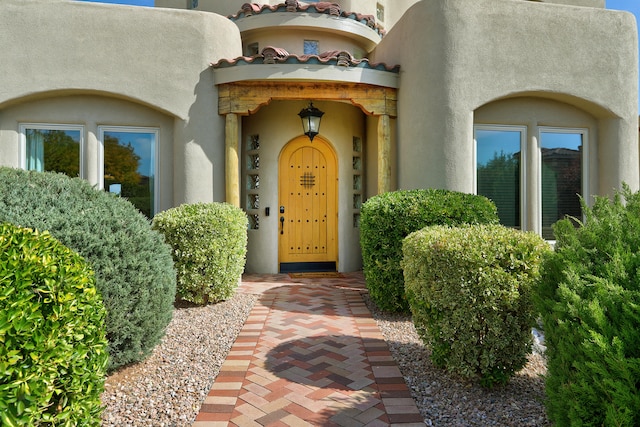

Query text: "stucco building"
[0, 0, 637, 272]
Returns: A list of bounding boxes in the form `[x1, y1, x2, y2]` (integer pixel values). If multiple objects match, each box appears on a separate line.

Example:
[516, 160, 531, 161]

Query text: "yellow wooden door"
[278, 136, 338, 270]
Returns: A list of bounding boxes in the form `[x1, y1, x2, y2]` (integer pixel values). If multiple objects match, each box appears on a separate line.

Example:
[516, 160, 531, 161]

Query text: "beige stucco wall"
[372, 0, 638, 197]
[0, 0, 242, 206]
[155, 0, 422, 32]
[241, 100, 366, 273]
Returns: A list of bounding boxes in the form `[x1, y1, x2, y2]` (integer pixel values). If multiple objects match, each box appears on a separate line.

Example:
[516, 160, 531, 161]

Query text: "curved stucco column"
[599, 118, 640, 194]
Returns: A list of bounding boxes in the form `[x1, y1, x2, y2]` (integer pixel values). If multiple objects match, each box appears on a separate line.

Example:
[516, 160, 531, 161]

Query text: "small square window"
[303, 40, 319, 55]
[376, 3, 384, 22]
[246, 43, 259, 57]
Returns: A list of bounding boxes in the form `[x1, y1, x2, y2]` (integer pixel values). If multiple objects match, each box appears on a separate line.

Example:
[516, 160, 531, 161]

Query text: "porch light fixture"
[298, 102, 324, 142]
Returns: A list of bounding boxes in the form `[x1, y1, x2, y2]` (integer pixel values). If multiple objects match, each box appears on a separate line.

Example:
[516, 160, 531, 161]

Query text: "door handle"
[280, 216, 285, 234]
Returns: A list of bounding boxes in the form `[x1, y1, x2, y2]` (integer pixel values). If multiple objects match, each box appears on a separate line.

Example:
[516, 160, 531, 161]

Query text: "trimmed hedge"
[360, 189, 499, 312]
[153, 203, 248, 305]
[0, 223, 108, 426]
[0, 167, 176, 372]
[403, 224, 549, 387]
[536, 187, 640, 426]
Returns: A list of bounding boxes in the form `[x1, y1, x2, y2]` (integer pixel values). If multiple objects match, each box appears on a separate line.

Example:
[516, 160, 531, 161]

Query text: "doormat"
[289, 272, 344, 279]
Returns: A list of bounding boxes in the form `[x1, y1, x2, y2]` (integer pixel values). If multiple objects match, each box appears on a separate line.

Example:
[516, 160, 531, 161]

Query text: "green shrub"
[360, 189, 499, 312]
[0, 168, 176, 372]
[153, 203, 248, 305]
[403, 224, 549, 387]
[0, 223, 108, 426]
[536, 186, 640, 426]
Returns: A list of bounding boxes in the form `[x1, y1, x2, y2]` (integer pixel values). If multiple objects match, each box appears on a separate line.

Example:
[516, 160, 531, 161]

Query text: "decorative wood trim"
[218, 81, 397, 117]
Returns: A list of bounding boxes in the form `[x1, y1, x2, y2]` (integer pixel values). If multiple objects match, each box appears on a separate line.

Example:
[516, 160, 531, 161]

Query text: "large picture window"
[474, 124, 587, 240]
[474, 125, 524, 229]
[20, 124, 83, 178]
[99, 127, 157, 217]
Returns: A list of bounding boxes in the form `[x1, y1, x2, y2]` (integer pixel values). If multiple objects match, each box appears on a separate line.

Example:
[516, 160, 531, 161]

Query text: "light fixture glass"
[298, 102, 324, 142]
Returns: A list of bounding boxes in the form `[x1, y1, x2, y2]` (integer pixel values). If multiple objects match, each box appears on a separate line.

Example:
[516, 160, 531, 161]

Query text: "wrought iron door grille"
[300, 172, 316, 188]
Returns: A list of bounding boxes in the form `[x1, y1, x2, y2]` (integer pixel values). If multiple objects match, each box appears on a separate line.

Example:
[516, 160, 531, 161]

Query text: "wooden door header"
[218, 81, 397, 117]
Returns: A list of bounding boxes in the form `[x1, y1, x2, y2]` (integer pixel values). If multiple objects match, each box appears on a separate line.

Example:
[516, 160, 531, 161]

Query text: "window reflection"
[541, 131, 583, 240]
[102, 129, 156, 217]
[24, 127, 81, 178]
[475, 128, 522, 229]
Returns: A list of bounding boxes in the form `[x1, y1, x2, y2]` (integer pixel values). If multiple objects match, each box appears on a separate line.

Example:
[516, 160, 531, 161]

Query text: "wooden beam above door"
[218, 81, 397, 117]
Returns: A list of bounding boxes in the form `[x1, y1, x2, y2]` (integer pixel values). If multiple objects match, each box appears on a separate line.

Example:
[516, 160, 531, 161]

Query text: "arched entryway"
[278, 136, 338, 272]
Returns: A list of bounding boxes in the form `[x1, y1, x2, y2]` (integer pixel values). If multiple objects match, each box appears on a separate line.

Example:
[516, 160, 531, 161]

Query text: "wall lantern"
[298, 102, 324, 142]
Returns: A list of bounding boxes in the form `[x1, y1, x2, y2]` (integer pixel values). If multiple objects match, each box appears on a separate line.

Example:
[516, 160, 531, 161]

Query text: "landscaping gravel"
[101, 289, 550, 426]
[101, 293, 258, 427]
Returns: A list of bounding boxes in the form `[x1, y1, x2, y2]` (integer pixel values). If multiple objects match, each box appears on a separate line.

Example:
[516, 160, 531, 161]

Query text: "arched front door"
[278, 136, 338, 272]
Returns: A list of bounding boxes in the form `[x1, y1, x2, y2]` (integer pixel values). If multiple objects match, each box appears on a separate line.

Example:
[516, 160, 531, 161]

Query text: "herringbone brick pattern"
[193, 273, 425, 427]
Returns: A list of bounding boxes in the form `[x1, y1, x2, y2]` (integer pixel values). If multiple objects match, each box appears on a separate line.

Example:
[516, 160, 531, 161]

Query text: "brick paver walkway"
[193, 272, 425, 427]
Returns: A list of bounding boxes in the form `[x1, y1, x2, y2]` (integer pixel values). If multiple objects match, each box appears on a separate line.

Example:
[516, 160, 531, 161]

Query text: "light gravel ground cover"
[101, 290, 550, 426]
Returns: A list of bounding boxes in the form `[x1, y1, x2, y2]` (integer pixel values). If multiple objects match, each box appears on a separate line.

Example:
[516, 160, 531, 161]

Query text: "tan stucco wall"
[0, 0, 243, 206]
[372, 0, 638, 196]
[241, 100, 366, 273]
[155, 0, 422, 32]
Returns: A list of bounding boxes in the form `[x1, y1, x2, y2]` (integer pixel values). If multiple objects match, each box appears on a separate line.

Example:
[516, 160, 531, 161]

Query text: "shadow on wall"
[177, 68, 226, 202]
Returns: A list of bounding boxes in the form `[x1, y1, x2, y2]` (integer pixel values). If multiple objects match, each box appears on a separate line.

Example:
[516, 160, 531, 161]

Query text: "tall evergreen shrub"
[0, 168, 176, 371]
[360, 189, 498, 312]
[152, 202, 248, 305]
[536, 186, 640, 426]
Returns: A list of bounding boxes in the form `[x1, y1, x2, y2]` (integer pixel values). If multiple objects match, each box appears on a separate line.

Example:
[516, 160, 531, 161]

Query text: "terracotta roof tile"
[229, 2, 385, 36]
[212, 46, 400, 72]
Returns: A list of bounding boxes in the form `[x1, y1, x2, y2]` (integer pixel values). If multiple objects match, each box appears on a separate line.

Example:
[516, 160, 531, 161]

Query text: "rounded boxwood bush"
[0, 223, 108, 426]
[152, 202, 248, 305]
[0, 167, 176, 371]
[403, 224, 549, 387]
[536, 187, 640, 426]
[360, 189, 499, 312]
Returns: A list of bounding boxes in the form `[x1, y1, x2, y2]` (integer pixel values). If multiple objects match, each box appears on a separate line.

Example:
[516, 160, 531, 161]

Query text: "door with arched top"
[278, 136, 338, 272]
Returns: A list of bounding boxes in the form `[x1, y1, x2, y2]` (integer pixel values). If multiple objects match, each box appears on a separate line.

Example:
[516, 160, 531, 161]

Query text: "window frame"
[537, 126, 589, 237]
[19, 123, 85, 178]
[473, 124, 527, 230]
[98, 125, 159, 216]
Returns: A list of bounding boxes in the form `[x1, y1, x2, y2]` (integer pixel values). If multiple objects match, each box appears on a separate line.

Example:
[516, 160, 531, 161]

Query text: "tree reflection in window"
[25, 128, 81, 177]
[102, 129, 156, 218]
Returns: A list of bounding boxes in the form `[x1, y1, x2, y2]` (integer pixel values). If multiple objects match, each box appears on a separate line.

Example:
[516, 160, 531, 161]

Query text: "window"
[376, 3, 385, 22]
[20, 123, 83, 178]
[474, 124, 588, 239]
[246, 42, 259, 57]
[99, 126, 158, 217]
[540, 128, 586, 240]
[245, 134, 260, 230]
[475, 125, 524, 229]
[303, 40, 319, 55]
[352, 136, 364, 228]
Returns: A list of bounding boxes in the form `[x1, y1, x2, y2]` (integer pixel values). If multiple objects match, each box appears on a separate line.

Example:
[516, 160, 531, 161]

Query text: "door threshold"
[279, 261, 336, 273]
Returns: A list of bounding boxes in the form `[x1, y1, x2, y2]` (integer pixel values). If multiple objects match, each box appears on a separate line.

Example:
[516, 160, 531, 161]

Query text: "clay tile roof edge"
[211, 48, 399, 73]
[229, 2, 385, 37]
